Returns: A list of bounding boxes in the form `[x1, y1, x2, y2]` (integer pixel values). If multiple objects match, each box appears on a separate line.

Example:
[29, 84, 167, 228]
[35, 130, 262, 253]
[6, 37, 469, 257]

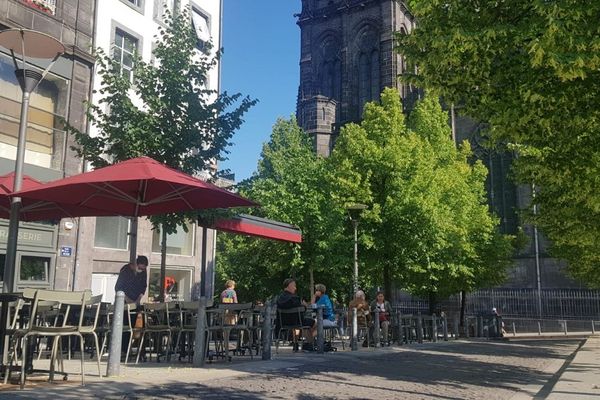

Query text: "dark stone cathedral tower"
[296, 0, 582, 291]
[296, 0, 416, 156]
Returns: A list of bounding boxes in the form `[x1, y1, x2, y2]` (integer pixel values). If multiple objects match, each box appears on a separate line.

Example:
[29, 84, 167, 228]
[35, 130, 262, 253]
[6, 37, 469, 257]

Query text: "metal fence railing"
[392, 288, 600, 320]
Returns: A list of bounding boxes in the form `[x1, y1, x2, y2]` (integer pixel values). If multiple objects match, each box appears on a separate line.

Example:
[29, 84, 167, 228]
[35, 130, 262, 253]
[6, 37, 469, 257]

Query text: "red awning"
[212, 214, 302, 243]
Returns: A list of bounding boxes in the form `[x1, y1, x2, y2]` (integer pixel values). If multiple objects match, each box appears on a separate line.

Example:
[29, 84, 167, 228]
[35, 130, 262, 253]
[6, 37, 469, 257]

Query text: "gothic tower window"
[355, 26, 380, 118]
[370, 50, 380, 102]
[318, 36, 342, 101]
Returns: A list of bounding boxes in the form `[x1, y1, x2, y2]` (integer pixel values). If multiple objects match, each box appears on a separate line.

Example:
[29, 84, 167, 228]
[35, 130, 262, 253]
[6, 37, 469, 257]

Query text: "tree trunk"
[428, 291, 437, 315]
[383, 264, 392, 301]
[159, 225, 167, 302]
[309, 266, 314, 297]
[460, 290, 467, 327]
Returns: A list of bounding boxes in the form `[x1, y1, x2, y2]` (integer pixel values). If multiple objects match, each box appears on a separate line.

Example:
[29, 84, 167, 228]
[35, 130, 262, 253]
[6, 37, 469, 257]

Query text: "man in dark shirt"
[276, 278, 315, 350]
[115, 255, 149, 305]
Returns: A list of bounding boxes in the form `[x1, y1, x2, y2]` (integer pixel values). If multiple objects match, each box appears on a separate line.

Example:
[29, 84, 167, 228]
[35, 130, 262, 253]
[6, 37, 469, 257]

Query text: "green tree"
[396, 1, 600, 286]
[66, 7, 256, 298]
[216, 118, 350, 303]
[327, 88, 514, 306]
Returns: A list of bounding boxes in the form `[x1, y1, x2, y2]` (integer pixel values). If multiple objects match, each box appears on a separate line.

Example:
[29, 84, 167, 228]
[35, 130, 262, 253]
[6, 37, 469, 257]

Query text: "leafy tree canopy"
[66, 7, 256, 233]
[327, 88, 514, 300]
[397, 1, 600, 286]
[216, 118, 350, 303]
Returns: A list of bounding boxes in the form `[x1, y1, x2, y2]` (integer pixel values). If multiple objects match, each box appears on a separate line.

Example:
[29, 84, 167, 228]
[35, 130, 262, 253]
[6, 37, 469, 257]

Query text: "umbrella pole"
[159, 226, 167, 302]
[129, 217, 138, 265]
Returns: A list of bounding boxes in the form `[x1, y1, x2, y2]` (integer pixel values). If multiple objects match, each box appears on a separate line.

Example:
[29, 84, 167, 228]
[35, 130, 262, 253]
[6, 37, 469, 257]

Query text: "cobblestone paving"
[112, 340, 580, 400]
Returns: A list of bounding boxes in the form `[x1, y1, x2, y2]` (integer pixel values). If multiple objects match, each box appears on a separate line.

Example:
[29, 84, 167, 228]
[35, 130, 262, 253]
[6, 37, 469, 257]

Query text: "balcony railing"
[21, 0, 57, 15]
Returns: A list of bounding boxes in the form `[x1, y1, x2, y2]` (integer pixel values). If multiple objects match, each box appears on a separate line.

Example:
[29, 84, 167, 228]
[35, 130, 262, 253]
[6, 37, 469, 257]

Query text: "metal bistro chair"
[172, 301, 197, 362]
[8, 289, 91, 389]
[138, 302, 172, 363]
[323, 310, 345, 350]
[4, 289, 66, 384]
[205, 307, 227, 362]
[219, 303, 254, 360]
[275, 306, 312, 353]
[79, 294, 103, 377]
[348, 309, 371, 348]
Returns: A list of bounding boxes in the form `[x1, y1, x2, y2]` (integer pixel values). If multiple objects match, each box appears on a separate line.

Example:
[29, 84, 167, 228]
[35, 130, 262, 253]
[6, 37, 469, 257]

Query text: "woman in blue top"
[312, 283, 337, 328]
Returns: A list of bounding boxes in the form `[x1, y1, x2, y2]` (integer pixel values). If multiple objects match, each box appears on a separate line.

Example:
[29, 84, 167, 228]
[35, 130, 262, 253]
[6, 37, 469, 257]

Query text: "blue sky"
[220, 1, 301, 182]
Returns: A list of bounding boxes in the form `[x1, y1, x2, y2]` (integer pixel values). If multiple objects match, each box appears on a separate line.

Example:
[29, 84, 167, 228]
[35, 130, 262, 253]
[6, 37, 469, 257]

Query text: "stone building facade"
[296, 0, 416, 156]
[0, 0, 224, 301]
[296, 0, 580, 289]
[74, 0, 222, 303]
[0, 0, 95, 292]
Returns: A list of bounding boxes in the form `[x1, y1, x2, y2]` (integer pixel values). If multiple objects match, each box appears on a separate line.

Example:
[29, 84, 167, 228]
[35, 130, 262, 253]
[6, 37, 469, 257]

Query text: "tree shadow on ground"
[226, 340, 580, 398]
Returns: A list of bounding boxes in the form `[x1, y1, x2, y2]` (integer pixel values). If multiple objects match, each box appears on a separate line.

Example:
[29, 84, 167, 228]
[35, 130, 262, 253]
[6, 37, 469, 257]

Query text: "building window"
[21, 0, 57, 15]
[148, 267, 193, 301]
[0, 52, 69, 170]
[154, 0, 175, 23]
[191, 8, 211, 51]
[120, 0, 144, 12]
[0, 253, 5, 282]
[357, 50, 380, 117]
[113, 29, 138, 82]
[94, 216, 130, 250]
[19, 255, 50, 282]
[152, 223, 195, 256]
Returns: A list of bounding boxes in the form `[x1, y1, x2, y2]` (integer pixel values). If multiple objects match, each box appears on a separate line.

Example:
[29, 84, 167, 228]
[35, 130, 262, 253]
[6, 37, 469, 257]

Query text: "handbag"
[132, 311, 144, 339]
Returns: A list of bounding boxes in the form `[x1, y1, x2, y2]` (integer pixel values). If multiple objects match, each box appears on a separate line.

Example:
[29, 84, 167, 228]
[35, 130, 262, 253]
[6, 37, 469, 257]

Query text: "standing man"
[115, 255, 149, 305]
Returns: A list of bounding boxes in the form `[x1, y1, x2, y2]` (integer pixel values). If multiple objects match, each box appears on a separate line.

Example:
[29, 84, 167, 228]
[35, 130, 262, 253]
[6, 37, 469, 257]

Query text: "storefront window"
[19, 255, 50, 282]
[148, 267, 192, 301]
[0, 253, 5, 281]
[151, 223, 194, 256]
[94, 216, 130, 250]
[0, 52, 69, 170]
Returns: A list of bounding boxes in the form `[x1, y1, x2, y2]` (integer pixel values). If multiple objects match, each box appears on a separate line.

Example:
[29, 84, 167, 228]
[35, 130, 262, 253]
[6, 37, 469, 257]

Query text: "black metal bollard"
[396, 308, 403, 344]
[316, 305, 324, 354]
[192, 297, 207, 367]
[477, 316, 484, 337]
[454, 316, 460, 339]
[107, 291, 125, 377]
[261, 300, 273, 360]
[416, 313, 424, 344]
[442, 315, 449, 341]
[374, 307, 380, 347]
[432, 314, 438, 342]
[351, 307, 358, 351]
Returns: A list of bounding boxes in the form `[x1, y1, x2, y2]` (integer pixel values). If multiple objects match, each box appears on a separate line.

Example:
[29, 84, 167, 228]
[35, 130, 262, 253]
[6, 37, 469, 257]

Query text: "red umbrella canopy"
[0, 172, 113, 221]
[12, 157, 257, 217]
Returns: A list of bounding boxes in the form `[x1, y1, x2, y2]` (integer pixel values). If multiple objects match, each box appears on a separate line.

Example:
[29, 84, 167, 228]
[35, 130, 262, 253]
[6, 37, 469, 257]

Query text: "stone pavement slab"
[0, 339, 585, 399]
[545, 335, 600, 400]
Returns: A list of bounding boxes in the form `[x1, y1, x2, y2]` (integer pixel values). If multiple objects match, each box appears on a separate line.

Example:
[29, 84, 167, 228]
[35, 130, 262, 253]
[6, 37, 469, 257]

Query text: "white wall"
[92, 0, 222, 137]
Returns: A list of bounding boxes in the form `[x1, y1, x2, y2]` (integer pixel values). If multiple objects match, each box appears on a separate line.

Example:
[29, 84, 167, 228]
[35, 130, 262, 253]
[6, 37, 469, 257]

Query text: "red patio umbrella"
[13, 156, 257, 261]
[0, 172, 113, 221]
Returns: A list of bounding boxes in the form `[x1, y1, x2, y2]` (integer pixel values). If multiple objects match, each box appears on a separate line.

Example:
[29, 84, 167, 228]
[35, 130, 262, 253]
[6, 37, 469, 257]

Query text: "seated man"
[276, 278, 316, 351]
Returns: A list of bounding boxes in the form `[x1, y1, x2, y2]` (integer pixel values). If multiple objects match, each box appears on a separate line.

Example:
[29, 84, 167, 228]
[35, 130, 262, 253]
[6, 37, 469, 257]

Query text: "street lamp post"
[347, 203, 366, 351]
[0, 29, 65, 293]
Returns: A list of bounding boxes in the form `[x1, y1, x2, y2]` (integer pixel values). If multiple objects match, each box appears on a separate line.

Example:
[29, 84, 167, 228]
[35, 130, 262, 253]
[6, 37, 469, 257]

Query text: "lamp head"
[346, 203, 367, 221]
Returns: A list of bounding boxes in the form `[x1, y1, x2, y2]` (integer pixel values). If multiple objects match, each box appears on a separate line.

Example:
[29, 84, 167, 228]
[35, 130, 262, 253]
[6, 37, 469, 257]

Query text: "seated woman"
[348, 290, 371, 328]
[370, 291, 392, 345]
[311, 284, 337, 329]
